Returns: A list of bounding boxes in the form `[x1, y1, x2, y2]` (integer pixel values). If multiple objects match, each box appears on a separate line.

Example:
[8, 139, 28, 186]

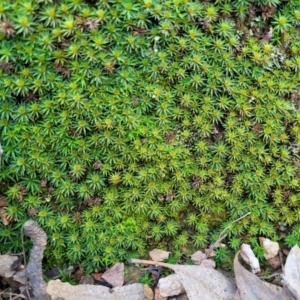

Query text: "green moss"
[0, 0, 300, 270]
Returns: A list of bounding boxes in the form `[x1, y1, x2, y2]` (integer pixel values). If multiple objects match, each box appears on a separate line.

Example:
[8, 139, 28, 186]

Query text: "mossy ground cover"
[0, 0, 300, 272]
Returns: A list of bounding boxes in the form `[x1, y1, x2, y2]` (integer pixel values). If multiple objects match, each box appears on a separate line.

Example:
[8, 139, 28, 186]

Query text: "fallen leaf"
[143, 284, 154, 300]
[282, 245, 300, 299]
[0, 195, 7, 207]
[102, 263, 124, 287]
[158, 274, 185, 297]
[259, 238, 280, 260]
[92, 273, 103, 282]
[234, 251, 283, 300]
[46, 280, 148, 300]
[0, 208, 10, 225]
[130, 259, 236, 300]
[240, 244, 260, 274]
[149, 249, 170, 262]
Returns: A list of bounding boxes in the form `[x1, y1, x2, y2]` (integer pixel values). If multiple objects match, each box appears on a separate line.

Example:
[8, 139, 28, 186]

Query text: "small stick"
[279, 250, 284, 273]
[205, 212, 251, 259]
[21, 229, 31, 300]
[129, 259, 171, 269]
[18, 220, 49, 300]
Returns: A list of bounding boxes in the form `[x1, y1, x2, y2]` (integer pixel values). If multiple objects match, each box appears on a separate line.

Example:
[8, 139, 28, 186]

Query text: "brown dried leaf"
[234, 252, 283, 300]
[143, 284, 154, 300]
[0, 207, 10, 225]
[0, 195, 7, 207]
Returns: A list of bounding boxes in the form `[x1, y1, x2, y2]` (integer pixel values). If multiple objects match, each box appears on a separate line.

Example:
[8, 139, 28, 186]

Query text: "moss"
[0, 0, 300, 270]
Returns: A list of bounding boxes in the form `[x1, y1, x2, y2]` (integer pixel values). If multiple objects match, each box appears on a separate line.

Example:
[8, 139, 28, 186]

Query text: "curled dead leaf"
[282, 245, 300, 299]
[234, 251, 284, 300]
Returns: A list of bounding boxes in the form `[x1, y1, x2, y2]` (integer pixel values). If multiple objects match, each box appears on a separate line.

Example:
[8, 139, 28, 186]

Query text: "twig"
[18, 220, 50, 300]
[205, 212, 251, 259]
[260, 272, 281, 280]
[0, 291, 27, 300]
[279, 250, 284, 273]
[129, 259, 171, 268]
[21, 229, 31, 300]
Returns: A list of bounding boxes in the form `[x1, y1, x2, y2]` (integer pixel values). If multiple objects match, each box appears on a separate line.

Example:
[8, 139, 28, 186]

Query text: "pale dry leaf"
[240, 244, 260, 274]
[46, 280, 148, 300]
[130, 259, 236, 300]
[166, 265, 236, 300]
[149, 249, 170, 262]
[102, 263, 124, 287]
[282, 245, 300, 299]
[234, 252, 284, 300]
[259, 237, 280, 260]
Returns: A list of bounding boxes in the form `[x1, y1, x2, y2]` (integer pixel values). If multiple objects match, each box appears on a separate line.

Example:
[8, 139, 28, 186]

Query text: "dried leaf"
[130, 259, 236, 300]
[143, 284, 154, 300]
[46, 280, 148, 300]
[240, 244, 260, 274]
[259, 238, 280, 260]
[234, 252, 283, 300]
[0, 207, 10, 225]
[282, 245, 300, 299]
[149, 249, 170, 262]
[172, 264, 236, 300]
[102, 263, 124, 287]
[0, 195, 7, 207]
